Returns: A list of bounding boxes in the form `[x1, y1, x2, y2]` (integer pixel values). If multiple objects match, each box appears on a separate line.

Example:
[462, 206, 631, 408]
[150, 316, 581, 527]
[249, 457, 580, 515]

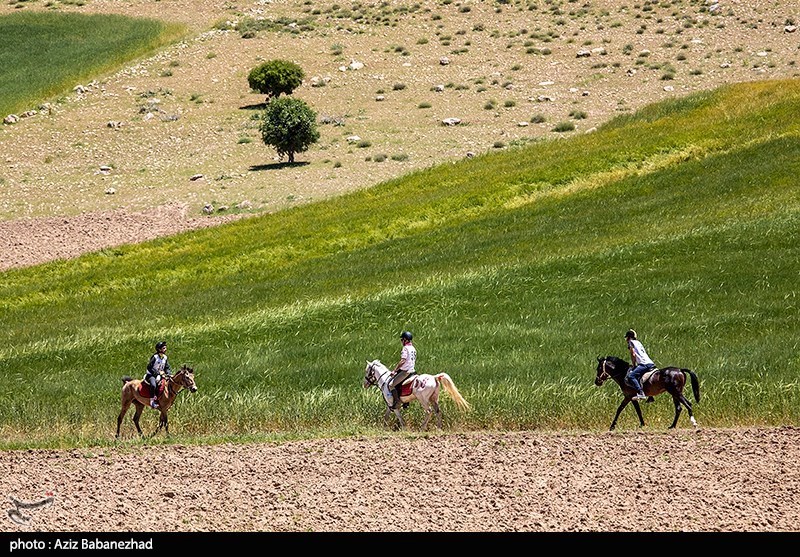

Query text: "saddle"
[398, 378, 415, 398]
[138, 378, 166, 399]
[642, 368, 659, 383]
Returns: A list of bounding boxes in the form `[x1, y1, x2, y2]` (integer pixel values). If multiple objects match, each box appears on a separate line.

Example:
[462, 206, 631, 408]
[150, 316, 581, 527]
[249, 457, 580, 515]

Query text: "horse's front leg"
[394, 409, 405, 429]
[610, 398, 631, 431]
[632, 400, 645, 427]
[132, 403, 145, 437]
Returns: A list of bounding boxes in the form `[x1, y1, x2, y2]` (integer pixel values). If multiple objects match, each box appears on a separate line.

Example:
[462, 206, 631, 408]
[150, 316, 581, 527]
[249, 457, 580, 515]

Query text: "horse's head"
[174, 365, 198, 393]
[595, 356, 612, 386]
[595, 356, 627, 386]
[363, 359, 381, 389]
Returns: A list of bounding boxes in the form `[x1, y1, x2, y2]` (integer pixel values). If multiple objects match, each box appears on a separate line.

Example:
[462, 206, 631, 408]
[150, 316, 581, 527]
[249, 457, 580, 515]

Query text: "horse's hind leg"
[677, 394, 697, 427]
[669, 397, 682, 428]
[116, 399, 132, 439]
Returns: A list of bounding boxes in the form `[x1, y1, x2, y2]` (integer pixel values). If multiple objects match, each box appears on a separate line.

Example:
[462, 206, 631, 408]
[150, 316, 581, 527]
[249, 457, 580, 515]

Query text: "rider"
[388, 331, 417, 410]
[625, 329, 654, 402]
[145, 341, 172, 409]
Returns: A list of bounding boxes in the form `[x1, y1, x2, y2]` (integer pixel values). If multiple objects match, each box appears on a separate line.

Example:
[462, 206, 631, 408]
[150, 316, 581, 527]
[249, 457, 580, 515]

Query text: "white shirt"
[628, 339, 654, 366]
[399, 344, 417, 372]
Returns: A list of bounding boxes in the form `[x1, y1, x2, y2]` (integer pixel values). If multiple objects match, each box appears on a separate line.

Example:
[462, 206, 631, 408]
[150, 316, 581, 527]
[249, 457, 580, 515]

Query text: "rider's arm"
[146, 355, 156, 375]
[393, 358, 406, 373]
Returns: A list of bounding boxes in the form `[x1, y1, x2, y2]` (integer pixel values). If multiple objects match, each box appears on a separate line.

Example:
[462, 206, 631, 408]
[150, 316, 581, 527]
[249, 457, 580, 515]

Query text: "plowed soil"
[2, 427, 799, 532]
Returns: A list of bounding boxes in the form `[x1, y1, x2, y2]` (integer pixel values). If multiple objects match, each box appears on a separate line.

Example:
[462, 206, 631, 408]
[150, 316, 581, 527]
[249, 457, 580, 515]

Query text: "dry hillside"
[0, 0, 798, 270]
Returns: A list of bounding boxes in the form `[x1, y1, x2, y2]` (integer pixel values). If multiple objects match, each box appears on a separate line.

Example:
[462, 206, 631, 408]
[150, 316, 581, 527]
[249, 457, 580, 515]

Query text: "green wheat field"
[1, 13, 798, 450]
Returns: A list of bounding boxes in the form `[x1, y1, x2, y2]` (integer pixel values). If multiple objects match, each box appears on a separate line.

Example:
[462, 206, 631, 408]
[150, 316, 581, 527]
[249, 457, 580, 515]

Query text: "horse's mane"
[604, 355, 630, 372]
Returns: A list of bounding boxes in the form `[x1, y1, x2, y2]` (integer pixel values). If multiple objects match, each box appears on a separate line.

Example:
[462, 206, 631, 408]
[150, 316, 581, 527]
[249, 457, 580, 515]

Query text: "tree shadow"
[240, 102, 267, 110]
[249, 161, 310, 171]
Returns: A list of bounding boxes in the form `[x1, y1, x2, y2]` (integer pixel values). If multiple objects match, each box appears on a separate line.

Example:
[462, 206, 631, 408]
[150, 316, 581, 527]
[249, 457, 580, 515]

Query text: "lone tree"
[259, 96, 320, 164]
[247, 59, 305, 102]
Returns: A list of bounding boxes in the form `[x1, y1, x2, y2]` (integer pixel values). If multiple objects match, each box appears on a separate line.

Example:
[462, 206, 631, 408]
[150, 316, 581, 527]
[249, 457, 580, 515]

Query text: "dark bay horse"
[595, 356, 700, 430]
[116, 365, 197, 439]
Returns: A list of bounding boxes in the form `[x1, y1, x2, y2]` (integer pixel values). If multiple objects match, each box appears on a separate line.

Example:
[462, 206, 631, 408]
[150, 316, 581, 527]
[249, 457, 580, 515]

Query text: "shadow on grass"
[249, 161, 310, 171]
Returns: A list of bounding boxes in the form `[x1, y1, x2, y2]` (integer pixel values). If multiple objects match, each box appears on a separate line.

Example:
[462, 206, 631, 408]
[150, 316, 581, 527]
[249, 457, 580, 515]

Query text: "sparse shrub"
[504, 100, 516, 108]
[357, 140, 371, 148]
[530, 113, 546, 123]
[569, 110, 587, 120]
[237, 137, 252, 144]
[391, 153, 409, 161]
[392, 82, 406, 91]
[553, 121, 575, 132]
[373, 153, 387, 162]
[484, 100, 497, 110]
[493, 141, 505, 149]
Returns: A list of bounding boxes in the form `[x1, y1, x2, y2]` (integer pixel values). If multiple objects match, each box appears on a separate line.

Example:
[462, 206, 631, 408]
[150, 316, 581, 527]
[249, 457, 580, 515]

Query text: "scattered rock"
[576, 50, 591, 58]
[202, 203, 214, 214]
[439, 57, 450, 65]
[786, 25, 797, 33]
[190, 174, 204, 181]
[3, 114, 19, 125]
[105, 188, 116, 195]
[441, 117, 461, 126]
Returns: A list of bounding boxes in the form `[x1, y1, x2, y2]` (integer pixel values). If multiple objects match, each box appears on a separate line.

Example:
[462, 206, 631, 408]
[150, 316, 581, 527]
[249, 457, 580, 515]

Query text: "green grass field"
[1, 78, 799, 449]
[0, 11, 184, 116]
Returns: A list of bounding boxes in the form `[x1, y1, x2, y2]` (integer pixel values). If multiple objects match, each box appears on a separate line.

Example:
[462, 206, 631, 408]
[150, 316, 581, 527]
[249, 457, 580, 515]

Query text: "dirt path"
[1, 427, 798, 532]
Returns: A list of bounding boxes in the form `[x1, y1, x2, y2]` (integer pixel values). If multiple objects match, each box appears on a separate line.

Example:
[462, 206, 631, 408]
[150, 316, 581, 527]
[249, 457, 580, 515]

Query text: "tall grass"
[0, 11, 185, 116]
[1, 80, 799, 448]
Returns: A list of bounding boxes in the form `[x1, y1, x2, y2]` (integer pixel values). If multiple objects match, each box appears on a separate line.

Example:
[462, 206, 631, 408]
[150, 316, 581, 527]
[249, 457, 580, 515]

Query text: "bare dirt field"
[2, 426, 799, 532]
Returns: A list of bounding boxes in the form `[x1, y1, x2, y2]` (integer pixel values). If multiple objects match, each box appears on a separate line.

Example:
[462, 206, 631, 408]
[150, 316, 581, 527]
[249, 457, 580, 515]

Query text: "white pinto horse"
[363, 359, 470, 430]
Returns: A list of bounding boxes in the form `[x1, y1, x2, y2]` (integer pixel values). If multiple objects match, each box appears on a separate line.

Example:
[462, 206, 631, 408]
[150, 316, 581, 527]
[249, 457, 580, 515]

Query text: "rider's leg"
[627, 366, 647, 399]
[148, 376, 159, 407]
[388, 371, 409, 409]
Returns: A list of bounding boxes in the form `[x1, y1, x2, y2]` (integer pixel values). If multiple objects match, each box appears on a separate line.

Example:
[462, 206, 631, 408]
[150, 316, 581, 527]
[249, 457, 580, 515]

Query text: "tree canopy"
[259, 96, 319, 163]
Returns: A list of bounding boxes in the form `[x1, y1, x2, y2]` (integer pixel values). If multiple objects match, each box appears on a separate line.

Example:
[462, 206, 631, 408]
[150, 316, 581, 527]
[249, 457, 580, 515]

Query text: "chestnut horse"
[595, 356, 699, 430]
[116, 365, 197, 439]
[363, 359, 470, 430]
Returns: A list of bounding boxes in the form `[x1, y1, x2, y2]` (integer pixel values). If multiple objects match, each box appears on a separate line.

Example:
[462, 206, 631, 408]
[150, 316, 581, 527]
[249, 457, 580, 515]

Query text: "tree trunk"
[288, 151, 295, 163]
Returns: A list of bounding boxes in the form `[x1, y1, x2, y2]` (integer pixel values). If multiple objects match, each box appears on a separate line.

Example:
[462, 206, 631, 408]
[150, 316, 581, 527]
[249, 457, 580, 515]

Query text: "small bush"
[553, 121, 575, 132]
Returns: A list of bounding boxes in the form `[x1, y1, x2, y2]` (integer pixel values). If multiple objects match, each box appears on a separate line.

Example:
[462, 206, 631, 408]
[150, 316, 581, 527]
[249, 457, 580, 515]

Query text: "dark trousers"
[626, 364, 654, 393]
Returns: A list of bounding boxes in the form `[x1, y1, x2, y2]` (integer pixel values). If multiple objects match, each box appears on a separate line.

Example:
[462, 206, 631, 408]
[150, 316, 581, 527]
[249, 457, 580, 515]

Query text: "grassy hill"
[0, 11, 184, 117]
[1, 78, 799, 448]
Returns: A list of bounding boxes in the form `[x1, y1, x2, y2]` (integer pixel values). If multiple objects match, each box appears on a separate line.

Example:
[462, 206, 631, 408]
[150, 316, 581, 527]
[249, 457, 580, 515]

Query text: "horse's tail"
[121, 376, 133, 384]
[682, 369, 700, 402]
[435, 373, 471, 411]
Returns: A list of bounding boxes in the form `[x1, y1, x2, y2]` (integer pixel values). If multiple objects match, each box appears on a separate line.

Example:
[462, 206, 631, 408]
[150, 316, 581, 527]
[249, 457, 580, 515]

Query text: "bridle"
[596, 358, 611, 384]
[166, 368, 195, 395]
[364, 362, 390, 387]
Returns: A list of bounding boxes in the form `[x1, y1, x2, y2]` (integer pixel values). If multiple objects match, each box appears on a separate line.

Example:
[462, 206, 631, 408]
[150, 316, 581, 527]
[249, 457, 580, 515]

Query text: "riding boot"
[389, 388, 399, 410]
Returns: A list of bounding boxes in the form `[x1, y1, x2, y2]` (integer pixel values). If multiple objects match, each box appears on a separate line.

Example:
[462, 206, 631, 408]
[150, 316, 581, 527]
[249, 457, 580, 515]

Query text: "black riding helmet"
[624, 329, 637, 340]
[400, 331, 413, 342]
[156, 341, 167, 351]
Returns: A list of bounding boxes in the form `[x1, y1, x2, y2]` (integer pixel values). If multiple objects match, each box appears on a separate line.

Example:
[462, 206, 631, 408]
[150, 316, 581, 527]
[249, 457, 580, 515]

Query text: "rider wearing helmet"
[145, 341, 172, 409]
[388, 331, 417, 410]
[624, 329, 654, 402]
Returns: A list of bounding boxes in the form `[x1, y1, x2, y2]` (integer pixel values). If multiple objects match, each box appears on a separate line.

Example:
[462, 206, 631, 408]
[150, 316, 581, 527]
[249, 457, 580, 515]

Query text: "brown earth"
[1, 426, 799, 532]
